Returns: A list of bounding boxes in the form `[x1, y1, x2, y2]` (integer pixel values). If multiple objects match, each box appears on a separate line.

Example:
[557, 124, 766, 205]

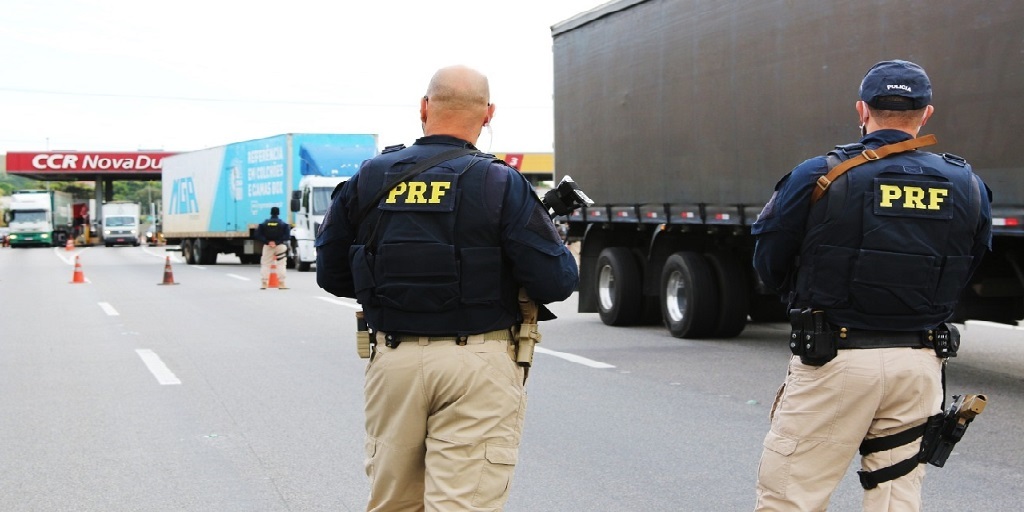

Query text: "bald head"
[420, 65, 495, 144]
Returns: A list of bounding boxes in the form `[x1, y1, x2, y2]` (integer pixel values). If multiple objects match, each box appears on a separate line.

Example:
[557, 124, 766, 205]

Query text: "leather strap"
[810, 134, 938, 205]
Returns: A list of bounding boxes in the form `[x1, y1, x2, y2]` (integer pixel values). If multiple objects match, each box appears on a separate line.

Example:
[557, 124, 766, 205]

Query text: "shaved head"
[425, 65, 490, 110]
[420, 65, 495, 144]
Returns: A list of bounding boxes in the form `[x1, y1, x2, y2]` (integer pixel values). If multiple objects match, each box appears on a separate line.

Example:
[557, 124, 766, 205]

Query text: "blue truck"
[160, 133, 377, 267]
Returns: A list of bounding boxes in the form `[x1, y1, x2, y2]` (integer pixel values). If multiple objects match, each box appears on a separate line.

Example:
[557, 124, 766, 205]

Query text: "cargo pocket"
[472, 443, 518, 508]
[376, 242, 460, 312]
[852, 249, 937, 315]
[757, 431, 798, 497]
[364, 437, 379, 481]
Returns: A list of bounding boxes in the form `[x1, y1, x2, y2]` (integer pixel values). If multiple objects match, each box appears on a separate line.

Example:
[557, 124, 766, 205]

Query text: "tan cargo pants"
[260, 243, 287, 288]
[364, 331, 526, 512]
[754, 347, 943, 512]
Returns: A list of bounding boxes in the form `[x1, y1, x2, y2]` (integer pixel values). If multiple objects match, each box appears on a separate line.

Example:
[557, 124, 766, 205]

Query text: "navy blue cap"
[859, 60, 932, 110]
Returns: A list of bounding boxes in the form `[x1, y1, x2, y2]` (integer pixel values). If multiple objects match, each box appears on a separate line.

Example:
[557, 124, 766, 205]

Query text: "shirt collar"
[860, 129, 915, 148]
[413, 134, 478, 150]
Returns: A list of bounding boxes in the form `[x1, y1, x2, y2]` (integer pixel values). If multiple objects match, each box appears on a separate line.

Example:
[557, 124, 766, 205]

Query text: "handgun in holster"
[788, 308, 837, 366]
[515, 289, 541, 370]
[355, 310, 372, 359]
[919, 393, 987, 467]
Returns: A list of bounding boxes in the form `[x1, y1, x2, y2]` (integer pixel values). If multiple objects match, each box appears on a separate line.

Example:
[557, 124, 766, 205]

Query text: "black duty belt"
[378, 329, 514, 348]
[835, 327, 931, 350]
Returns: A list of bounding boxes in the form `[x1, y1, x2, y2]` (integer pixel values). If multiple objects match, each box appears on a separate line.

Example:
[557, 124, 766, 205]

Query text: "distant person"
[254, 206, 289, 289]
[750, 60, 992, 511]
[315, 65, 579, 511]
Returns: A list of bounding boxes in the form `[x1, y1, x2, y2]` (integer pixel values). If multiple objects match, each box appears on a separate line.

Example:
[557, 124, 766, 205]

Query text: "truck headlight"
[41, 233, 49, 239]
[104, 230, 111, 235]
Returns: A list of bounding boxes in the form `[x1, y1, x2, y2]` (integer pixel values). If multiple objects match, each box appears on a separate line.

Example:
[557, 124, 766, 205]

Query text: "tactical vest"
[348, 145, 517, 334]
[792, 145, 983, 330]
[262, 219, 286, 240]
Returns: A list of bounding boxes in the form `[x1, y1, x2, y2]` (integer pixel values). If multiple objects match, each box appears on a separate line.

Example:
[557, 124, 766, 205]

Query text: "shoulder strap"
[356, 147, 479, 224]
[810, 134, 938, 205]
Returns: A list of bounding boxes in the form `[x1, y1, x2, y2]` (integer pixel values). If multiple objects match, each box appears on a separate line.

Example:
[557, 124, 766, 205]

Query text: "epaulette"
[382, 144, 406, 154]
[942, 153, 968, 167]
[830, 143, 866, 158]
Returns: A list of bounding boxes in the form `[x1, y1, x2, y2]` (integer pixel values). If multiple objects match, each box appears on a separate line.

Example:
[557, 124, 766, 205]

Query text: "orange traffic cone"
[70, 255, 86, 284]
[267, 261, 281, 289]
[65, 238, 74, 251]
[158, 256, 179, 285]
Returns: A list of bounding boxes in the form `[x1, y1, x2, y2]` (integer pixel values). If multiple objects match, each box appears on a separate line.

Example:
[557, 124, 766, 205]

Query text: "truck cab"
[101, 202, 142, 247]
[290, 175, 347, 271]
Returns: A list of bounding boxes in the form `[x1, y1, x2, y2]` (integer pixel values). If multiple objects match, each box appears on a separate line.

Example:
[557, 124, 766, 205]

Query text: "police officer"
[254, 206, 289, 289]
[316, 65, 579, 511]
[751, 60, 992, 511]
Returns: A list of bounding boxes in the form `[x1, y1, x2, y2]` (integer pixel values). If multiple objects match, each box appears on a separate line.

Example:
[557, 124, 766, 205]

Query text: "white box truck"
[101, 201, 141, 247]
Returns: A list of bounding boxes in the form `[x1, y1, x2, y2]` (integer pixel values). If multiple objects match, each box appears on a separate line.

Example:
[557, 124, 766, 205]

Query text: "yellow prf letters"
[879, 184, 949, 210]
[385, 181, 453, 204]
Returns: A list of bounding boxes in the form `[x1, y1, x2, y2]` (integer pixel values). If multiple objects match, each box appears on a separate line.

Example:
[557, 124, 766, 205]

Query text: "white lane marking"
[318, 296, 361, 309]
[535, 346, 615, 369]
[98, 302, 119, 316]
[53, 247, 87, 265]
[135, 349, 182, 385]
[226, 274, 250, 281]
[965, 320, 1024, 331]
[142, 247, 183, 264]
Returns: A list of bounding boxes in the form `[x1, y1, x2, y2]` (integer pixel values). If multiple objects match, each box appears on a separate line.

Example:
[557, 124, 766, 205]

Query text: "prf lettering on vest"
[879, 184, 949, 210]
[386, 181, 453, 204]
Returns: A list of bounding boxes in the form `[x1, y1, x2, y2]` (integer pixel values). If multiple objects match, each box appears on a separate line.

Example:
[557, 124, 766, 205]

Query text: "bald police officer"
[751, 60, 992, 511]
[316, 65, 579, 511]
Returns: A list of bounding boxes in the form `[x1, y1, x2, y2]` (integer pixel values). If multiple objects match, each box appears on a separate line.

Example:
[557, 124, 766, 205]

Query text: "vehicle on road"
[102, 201, 142, 247]
[160, 133, 377, 268]
[3, 190, 74, 247]
[553, 0, 1024, 339]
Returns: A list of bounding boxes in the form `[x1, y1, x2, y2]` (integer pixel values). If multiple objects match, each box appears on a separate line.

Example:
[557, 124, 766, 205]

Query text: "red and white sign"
[5, 152, 177, 173]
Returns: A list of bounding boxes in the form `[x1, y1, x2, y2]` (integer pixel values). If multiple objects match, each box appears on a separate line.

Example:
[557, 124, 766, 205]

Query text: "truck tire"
[181, 240, 195, 264]
[660, 251, 719, 338]
[198, 242, 217, 265]
[297, 261, 312, 272]
[749, 295, 788, 323]
[596, 247, 643, 326]
[704, 251, 749, 338]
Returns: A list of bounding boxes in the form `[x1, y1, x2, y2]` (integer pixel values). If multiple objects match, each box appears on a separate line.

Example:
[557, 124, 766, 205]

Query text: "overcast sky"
[0, 0, 606, 156]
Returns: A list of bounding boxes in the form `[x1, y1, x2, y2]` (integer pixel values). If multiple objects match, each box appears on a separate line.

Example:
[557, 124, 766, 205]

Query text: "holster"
[919, 393, 987, 467]
[788, 308, 837, 366]
[355, 310, 372, 359]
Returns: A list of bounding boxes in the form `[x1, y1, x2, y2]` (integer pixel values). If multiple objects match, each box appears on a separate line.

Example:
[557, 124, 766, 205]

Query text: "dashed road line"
[135, 349, 182, 385]
[98, 302, 119, 316]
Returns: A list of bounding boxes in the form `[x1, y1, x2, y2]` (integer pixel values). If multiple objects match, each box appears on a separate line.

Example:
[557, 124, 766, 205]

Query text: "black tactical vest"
[348, 145, 517, 334]
[793, 146, 983, 330]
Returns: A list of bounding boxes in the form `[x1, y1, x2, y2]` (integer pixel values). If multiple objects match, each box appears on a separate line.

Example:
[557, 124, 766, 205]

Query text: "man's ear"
[420, 96, 429, 123]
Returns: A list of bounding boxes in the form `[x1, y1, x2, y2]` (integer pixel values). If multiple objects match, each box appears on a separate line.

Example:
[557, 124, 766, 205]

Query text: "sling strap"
[810, 134, 938, 205]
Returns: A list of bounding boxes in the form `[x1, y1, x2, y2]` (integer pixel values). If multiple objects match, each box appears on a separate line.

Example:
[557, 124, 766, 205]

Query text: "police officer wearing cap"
[316, 65, 578, 511]
[751, 60, 992, 511]
[255, 206, 290, 289]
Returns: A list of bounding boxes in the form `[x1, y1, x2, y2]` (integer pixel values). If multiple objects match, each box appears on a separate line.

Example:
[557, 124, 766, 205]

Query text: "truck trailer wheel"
[181, 240, 196, 264]
[596, 247, 643, 325]
[704, 251, 749, 338]
[660, 251, 719, 338]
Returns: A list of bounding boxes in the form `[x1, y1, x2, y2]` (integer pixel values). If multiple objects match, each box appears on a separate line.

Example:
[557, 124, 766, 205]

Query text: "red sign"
[5, 152, 177, 173]
[503, 153, 524, 170]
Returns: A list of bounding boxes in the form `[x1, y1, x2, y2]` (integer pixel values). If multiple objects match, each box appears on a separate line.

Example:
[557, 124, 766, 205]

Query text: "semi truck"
[553, 0, 1024, 338]
[3, 190, 74, 247]
[160, 133, 377, 267]
[101, 201, 141, 247]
